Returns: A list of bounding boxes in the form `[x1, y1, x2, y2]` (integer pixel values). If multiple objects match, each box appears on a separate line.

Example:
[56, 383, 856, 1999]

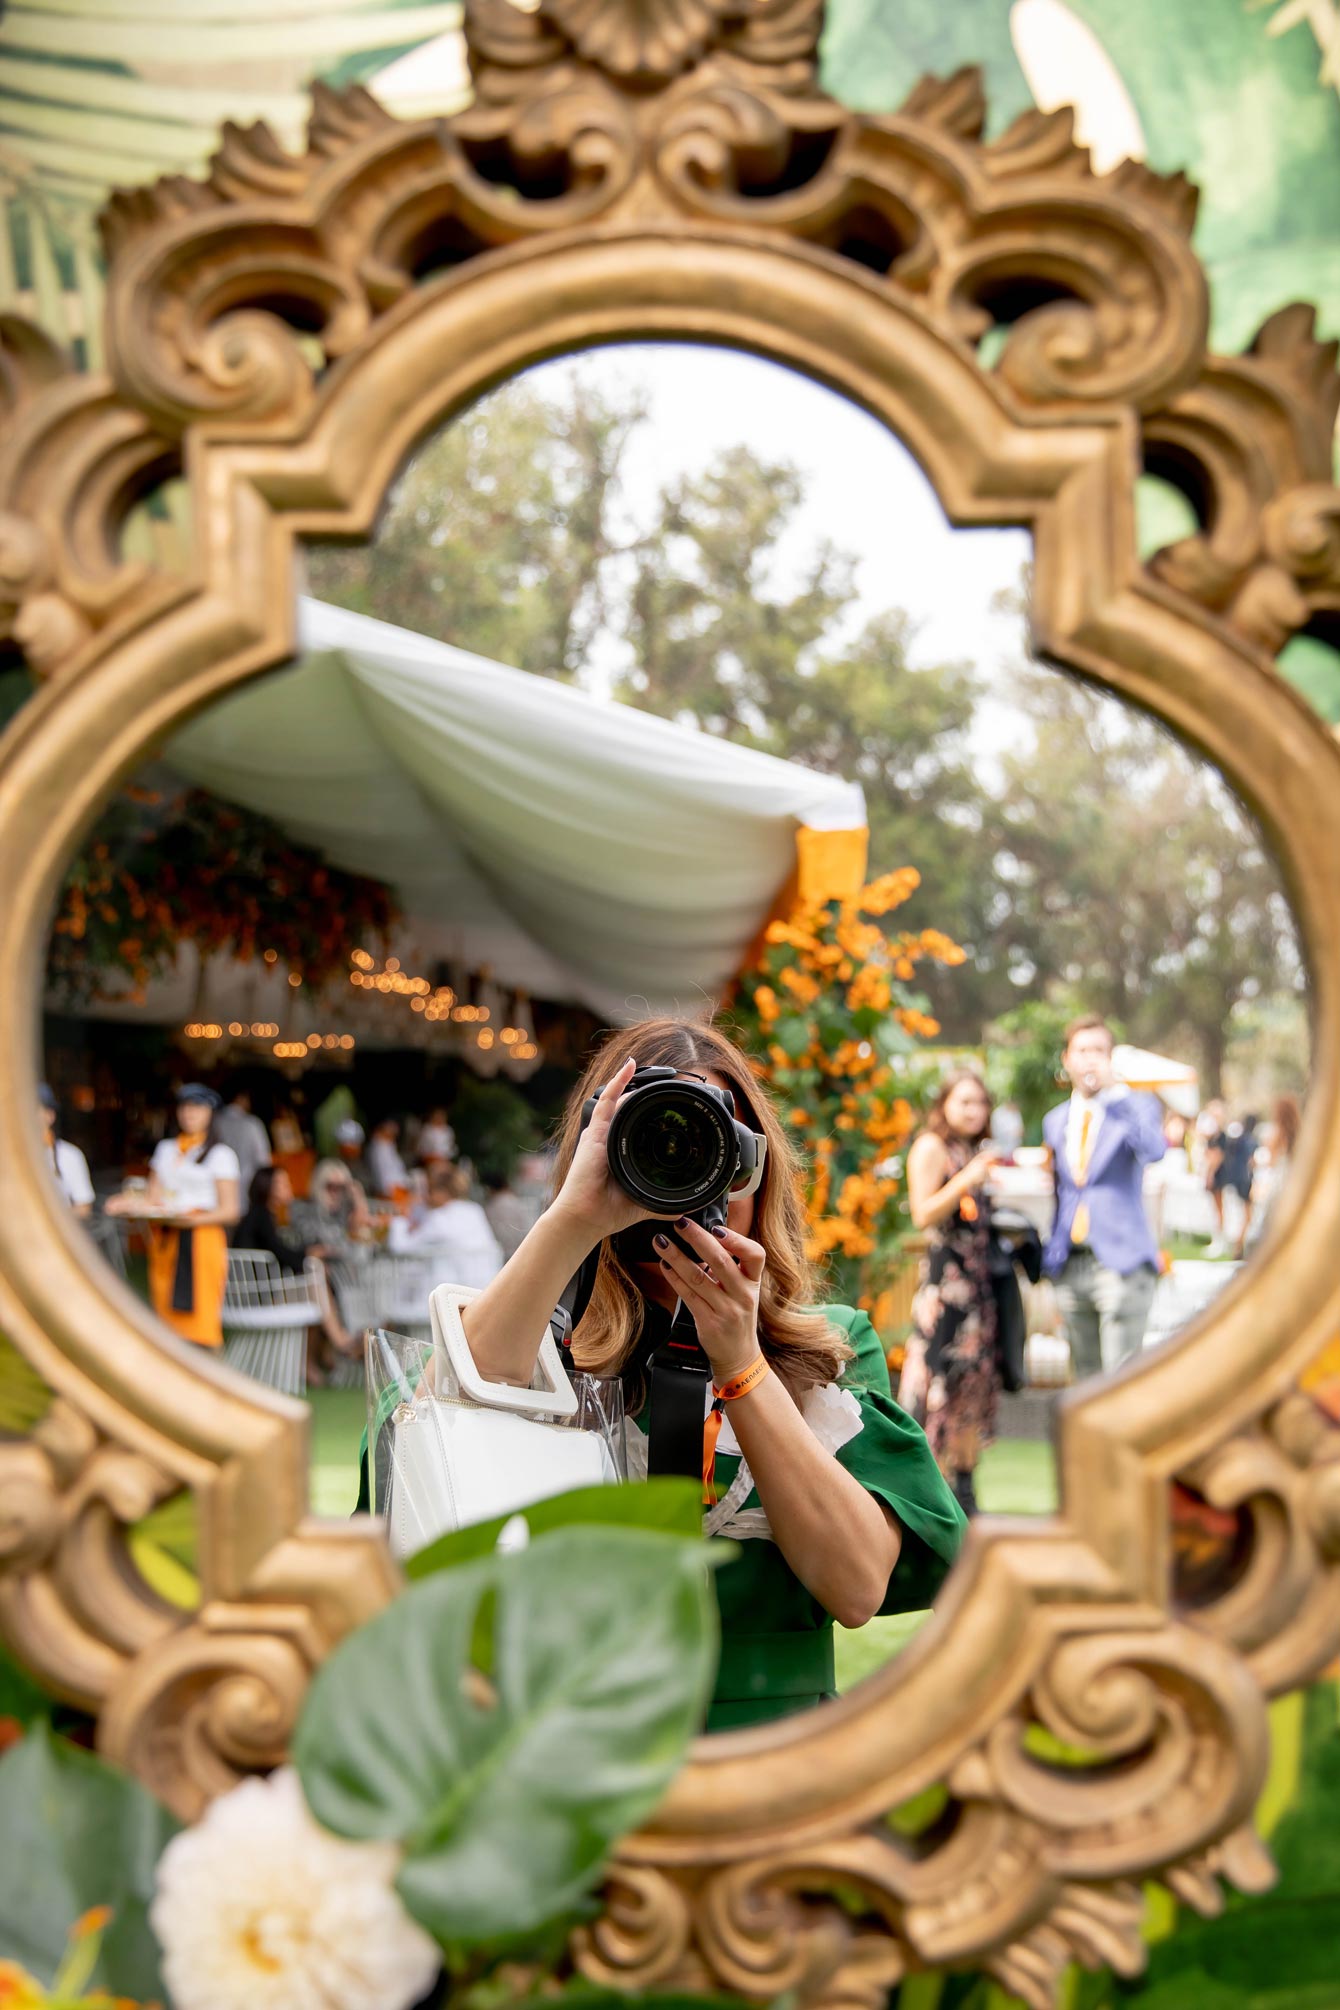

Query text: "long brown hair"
[1271, 1093, 1301, 1158]
[553, 1018, 851, 1400]
[921, 1069, 993, 1148]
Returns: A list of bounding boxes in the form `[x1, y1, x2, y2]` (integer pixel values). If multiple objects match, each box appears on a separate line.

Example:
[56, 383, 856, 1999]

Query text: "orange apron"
[147, 1137, 230, 1347]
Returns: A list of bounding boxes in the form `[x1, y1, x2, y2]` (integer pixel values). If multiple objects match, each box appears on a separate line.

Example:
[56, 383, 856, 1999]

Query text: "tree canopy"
[306, 366, 1304, 1091]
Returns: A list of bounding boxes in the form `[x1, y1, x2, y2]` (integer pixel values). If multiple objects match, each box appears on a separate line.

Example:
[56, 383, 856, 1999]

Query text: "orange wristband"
[714, 1356, 770, 1403]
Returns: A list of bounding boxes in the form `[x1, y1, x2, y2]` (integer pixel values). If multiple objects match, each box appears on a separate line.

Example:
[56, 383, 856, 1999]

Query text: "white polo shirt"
[150, 1138, 241, 1213]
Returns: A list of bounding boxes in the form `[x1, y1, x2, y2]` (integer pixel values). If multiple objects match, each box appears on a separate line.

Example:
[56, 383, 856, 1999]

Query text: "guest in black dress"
[899, 1071, 1002, 1518]
[234, 1166, 356, 1377]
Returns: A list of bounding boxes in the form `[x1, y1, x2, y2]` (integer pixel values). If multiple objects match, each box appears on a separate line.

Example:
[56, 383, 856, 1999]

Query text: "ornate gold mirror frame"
[3, 3, 1340, 2000]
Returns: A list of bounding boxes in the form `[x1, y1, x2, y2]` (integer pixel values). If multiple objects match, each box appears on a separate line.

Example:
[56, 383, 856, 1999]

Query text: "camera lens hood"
[607, 1075, 739, 1214]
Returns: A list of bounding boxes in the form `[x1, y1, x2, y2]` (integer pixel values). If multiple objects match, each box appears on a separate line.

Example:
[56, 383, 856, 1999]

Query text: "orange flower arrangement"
[731, 868, 965, 1332]
[48, 787, 398, 1004]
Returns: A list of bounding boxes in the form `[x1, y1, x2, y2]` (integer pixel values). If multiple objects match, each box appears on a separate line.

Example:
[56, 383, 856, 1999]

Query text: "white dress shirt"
[367, 1136, 410, 1196]
[1064, 1084, 1129, 1173]
[388, 1199, 503, 1289]
[51, 1138, 94, 1208]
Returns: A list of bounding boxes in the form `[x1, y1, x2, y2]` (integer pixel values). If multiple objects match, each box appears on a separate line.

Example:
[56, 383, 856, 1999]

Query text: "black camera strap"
[646, 1300, 712, 1480]
[548, 1247, 600, 1380]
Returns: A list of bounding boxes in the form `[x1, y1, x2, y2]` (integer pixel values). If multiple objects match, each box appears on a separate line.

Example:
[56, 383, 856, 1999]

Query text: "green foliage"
[1110, 1681, 1340, 2010]
[307, 374, 649, 682]
[989, 657, 1299, 1096]
[450, 1073, 541, 1185]
[294, 1525, 721, 1950]
[0, 666, 35, 733]
[0, 1725, 178, 2001]
[405, 1477, 706, 1581]
[0, 1330, 55, 1436]
[983, 1000, 1082, 1142]
[49, 782, 397, 1001]
[0, 1643, 55, 1732]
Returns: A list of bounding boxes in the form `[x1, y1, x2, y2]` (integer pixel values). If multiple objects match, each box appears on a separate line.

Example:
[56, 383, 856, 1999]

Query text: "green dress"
[357, 1304, 966, 1731]
[635, 1304, 968, 1731]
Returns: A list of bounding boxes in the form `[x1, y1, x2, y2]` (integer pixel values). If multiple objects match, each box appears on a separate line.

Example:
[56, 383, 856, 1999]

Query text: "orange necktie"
[1071, 1107, 1094, 1245]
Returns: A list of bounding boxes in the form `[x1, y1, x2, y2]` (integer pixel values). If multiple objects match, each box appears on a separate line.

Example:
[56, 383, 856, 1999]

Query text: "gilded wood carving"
[1, 3, 1339, 2000]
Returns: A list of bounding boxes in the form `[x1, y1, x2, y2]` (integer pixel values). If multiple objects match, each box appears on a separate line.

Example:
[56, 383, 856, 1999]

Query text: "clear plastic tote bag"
[365, 1282, 625, 1560]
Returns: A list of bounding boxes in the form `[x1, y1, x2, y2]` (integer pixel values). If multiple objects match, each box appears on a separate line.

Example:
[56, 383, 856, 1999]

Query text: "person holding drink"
[899, 1071, 1002, 1518]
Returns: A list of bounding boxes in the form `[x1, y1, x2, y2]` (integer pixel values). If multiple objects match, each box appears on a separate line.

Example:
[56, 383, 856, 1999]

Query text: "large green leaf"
[404, 1477, 704, 1582]
[0, 1724, 178, 1999]
[295, 1525, 720, 1948]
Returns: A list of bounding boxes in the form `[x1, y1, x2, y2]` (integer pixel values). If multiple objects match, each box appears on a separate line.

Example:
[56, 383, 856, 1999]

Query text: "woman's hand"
[963, 1143, 1001, 1188]
[651, 1219, 765, 1382]
[548, 1057, 652, 1245]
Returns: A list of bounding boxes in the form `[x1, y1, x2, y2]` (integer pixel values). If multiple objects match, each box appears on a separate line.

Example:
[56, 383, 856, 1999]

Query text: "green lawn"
[131, 1388, 1061, 1688]
[309, 1386, 367, 1518]
[833, 1436, 1057, 1690]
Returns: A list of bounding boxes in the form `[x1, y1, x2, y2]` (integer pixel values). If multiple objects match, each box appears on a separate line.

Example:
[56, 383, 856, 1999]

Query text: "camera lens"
[609, 1084, 735, 1211]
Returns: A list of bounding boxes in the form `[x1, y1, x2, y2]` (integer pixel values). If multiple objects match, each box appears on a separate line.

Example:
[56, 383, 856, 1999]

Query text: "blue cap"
[177, 1083, 221, 1109]
[38, 1082, 57, 1111]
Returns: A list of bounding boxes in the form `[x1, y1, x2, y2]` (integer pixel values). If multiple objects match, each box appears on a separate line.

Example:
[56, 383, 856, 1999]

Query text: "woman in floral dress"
[899, 1071, 1001, 1517]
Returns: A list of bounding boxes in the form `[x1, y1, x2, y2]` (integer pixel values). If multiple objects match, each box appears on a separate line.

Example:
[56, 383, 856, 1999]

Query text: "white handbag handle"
[430, 1281, 579, 1418]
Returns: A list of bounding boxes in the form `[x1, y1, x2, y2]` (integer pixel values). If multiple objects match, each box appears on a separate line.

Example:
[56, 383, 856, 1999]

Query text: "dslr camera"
[559, 1065, 768, 1480]
[582, 1064, 767, 1235]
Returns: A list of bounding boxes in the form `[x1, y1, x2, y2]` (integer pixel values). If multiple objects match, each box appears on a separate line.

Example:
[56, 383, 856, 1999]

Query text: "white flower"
[150, 1766, 440, 2010]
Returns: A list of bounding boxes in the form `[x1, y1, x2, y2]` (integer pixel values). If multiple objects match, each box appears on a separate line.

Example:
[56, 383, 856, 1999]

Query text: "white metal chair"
[369, 1252, 437, 1343]
[326, 1255, 377, 1389]
[222, 1250, 325, 1396]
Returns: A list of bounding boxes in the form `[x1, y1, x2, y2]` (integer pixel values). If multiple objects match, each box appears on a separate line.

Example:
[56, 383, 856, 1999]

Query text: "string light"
[342, 951, 539, 1075]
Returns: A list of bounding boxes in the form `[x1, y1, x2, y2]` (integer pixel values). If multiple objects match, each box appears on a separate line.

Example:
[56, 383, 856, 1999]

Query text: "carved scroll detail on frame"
[1177, 1378, 1340, 1699]
[0, 1395, 183, 1707]
[577, 1614, 1272, 2009]
[1, 0, 1340, 1993]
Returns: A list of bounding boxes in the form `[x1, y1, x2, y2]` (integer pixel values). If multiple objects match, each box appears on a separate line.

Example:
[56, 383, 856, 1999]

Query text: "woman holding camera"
[461, 1018, 966, 1730]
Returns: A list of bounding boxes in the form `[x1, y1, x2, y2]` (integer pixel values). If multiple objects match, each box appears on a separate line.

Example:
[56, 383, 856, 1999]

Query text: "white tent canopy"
[1112, 1043, 1199, 1117]
[129, 597, 867, 1023]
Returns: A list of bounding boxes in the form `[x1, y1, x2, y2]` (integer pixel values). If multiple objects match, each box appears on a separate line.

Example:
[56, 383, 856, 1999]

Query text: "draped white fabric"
[155, 597, 866, 1020]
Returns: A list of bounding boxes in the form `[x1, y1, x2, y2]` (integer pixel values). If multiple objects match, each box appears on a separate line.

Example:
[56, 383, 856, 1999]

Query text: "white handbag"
[375, 1283, 622, 1561]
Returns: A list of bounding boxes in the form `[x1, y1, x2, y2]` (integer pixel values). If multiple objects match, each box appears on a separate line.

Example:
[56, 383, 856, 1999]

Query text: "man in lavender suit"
[1043, 1016, 1167, 1378]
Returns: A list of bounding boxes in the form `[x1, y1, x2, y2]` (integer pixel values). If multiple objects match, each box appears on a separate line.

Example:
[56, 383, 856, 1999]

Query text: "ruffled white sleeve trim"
[799, 1379, 864, 1457]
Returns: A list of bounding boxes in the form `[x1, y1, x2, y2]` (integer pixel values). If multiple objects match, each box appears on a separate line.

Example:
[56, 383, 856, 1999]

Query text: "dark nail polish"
[676, 1215, 690, 1227]
[653, 1233, 670, 1250]
[710, 1226, 729, 1240]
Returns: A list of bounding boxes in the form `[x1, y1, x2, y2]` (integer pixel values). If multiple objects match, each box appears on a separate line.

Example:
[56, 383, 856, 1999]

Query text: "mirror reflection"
[41, 343, 1308, 1708]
